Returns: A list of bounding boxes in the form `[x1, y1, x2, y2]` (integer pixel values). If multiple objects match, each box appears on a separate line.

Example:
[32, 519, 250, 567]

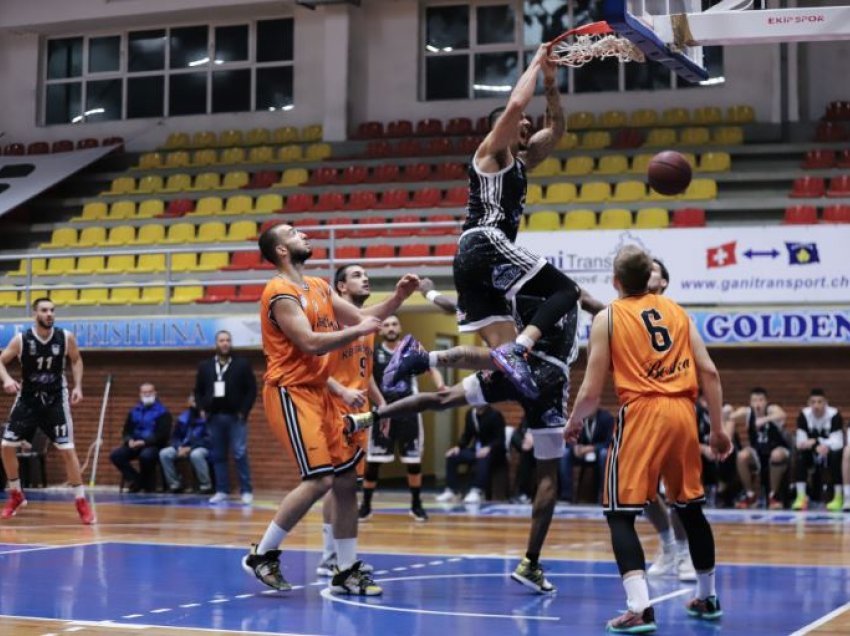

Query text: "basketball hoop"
[547, 21, 645, 67]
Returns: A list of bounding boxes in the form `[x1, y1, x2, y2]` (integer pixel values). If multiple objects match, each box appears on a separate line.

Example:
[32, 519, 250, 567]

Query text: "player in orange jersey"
[316, 263, 385, 577]
[565, 246, 732, 633]
[242, 224, 419, 596]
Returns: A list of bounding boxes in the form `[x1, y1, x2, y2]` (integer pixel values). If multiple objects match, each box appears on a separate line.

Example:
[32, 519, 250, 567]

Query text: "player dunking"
[565, 246, 731, 633]
[0, 298, 95, 524]
[242, 224, 418, 595]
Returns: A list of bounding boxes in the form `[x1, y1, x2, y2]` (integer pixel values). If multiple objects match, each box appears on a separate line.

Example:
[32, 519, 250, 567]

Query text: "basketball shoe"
[735, 492, 757, 509]
[75, 497, 95, 525]
[676, 552, 697, 582]
[606, 607, 656, 633]
[490, 343, 539, 399]
[358, 501, 372, 521]
[511, 558, 556, 594]
[242, 544, 292, 591]
[647, 544, 676, 576]
[382, 334, 429, 393]
[1, 490, 26, 519]
[791, 492, 808, 511]
[826, 493, 843, 512]
[409, 503, 429, 522]
[686, 595, 723, 620]
[330, 561, 382, 596]
[316, 553, 374, 577]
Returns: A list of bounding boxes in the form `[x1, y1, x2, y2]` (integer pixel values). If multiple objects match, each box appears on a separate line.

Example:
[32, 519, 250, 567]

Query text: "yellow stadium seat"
[77, 226, 107, 247]
[726, 104, 755, 124]
[597, 155, 629, 175]
[542, 183, 576, 205]
[0, 290, 24, 307]
[680, 127, 711, 146]
[567, 112, 595, 130]
[645, 128, 677, 148]
[682, 178, 718, 200]
[191, 131, 216, 148]
[192, 172, 221, 191]
[71, 256, 105, 275]
[103, 255, 136, 274]
[248, 146, 274, 164]
[219, 147, 246, 164]
[635, 208, 670, 229]
[226, 220, 258, 241]
[301, 124, 323, 142]
[600, 110, 627, 128]
[221, 171, 249, 190]
[647, 188, 677, 202]
[698, 152, 731, 172]
[75, 202, 108, 221]
[218, 130, 243, 147]
[712, 126, 744, 145]
[629, 109, 658, 128]
[197, 252, 230, 271]
[104, 225, 136, 246]
[246, 128, 270, 146]
[171, 254, 199, 272]
[529, 157, 561, 178]
[195, 222, 227, 243]
[630, 154, 654, 175]
[163, 174, 192, 193]
[9, 258, 47, 277]
[273, 126, 300, 144]
[564, 156, 594, 176]
[136, 254, 166, 273]
[519, 215, 527, 231]
[102, 287, 141, 305]
[562, 209, 597, 230]
[577, 182, 610, 204]
[556, 132, 578, 150]
[526, 211, 560, 232]
[193, 196, 224, 216]
[137, 153, 162, 170]
[661, 108, 690, 126]
[598, 208, 633, 229]
[106, 177, 135, 195]
[693, 107, 723, 126]
[526, 183, 544, 205]
[163, 223, 196, 244]
[45, 257, 76, 275]
[171, 284, 203, 304]
[611, 181, 646, 202]
[165, 151, 190, 169]
[138, 286, 166, 304]
[136, 175, 164, 194]
[137, 199, 164, 218]
[49, 289, 77, 306]
[192, 149, 218, 166]
[679, 152, 697, 169]
[44, 228, 77, 248]
[305, 143, 332, 161]
[225, 195, 253, 215]
[69, 287, 109, 305]
[579, 131, 610, 150]
[164, 132, 189, 149]
[108, 200, 137, 220]
[255, 193, 284, 214]
[278, 168, 309, 187]
[132, 225, 166, 245]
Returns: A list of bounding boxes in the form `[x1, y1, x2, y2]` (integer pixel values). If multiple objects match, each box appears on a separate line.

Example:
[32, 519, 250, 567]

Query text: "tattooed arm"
[523, 53, 565, 171]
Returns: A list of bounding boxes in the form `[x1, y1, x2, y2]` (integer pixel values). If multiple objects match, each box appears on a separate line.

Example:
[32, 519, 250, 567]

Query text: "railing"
[0, 220, 462, 314]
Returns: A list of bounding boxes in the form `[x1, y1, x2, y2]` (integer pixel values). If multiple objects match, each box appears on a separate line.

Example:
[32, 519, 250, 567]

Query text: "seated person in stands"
[110, 383, 172, 493]
[435, 405, 506, 504]
[792, 388, 845, 511]
[559, 407, 613, 503]
[159, 395, 212, 494]
[730, 387, 789, 509]
[510, 417, 535, 504]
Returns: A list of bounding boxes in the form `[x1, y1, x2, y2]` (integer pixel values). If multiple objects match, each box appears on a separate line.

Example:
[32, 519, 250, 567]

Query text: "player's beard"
[36, 317, 53, 329]
[383, 330, 400, 342]
[290, 246, 312, 265]
[351, 291, 370, 308]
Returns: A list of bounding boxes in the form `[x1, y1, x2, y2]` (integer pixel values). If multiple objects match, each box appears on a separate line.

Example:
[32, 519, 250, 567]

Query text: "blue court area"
[0, 541, 846, 635]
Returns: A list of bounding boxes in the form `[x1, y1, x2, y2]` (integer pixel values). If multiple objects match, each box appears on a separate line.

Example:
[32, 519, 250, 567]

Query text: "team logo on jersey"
[492, 264, 522, 291]
[28, 340, 37, 355]
[51, 344, 61, 356]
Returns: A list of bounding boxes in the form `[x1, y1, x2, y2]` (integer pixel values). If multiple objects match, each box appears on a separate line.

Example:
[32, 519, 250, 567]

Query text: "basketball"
[647, 150, 693, 196]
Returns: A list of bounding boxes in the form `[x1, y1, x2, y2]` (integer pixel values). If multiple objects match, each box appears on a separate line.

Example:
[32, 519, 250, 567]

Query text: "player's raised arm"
[522, 52, 565, 171]
[333, 274, 420, 326]
[579, 288, 605, 316]
[565, 309, 611, 442]
[689, 320, 732, 459]
[65, 331, 84, 404]
[0, 333, 22, 394]
[419, 278, 457, 315]
[273, 296, 379, 356]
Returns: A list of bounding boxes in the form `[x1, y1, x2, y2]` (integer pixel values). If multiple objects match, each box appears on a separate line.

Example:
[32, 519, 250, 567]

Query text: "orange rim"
[547, 21, 614, 54]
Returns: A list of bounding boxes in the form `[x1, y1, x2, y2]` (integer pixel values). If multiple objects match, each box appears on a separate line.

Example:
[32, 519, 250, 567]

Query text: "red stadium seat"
[421, 214, 458, 236]
[311, 167, 338, 186]
[416, 119, 443, 137]
[313, 192, 345, 212]
[408, 188, 441, 208]
[248, 170, 278, 189]
[325, 216, 354, 238]
[366, 164, 399, 183]
[364, 244, 395, 264]
[223, 251, 263, 271]
[297, 217, 327, 239]
[387, 215, 421, 237]
[335, 245, 362, 260]
[27, 142, 49, 155]
[424, 138, 453, 156]
[823, 204, 850, 223]
[827, 175, 850, 197]
[3, 143, 24, 156]
[51, 140, 73, 153]
[475, 116, 490, 135]
[340, 165, 368, 184]
[402, 163, 432, 182]
[259, 219, 283, 234]
[374, 189, 410, 210]
[102, 136, 124, 147]
[783, 205, 818, 225]
[441, 186, 469, 207]
[399, 244, 430, 259]
[611, 128, 645, 149]
[446, 117, 473, 136]
[366, 141, 392, 158]
[166, 199, 195, 216]
[814, 122, 847, 143]
[838, 150, 850, 169]
[455, 136, 480, 155]
[670, 208, 706, 228]
[395, 140, 423, 157]
[197, 285, 238, 303]
[355, 121, 384, 139]
[285, 193, 315, 213]
[310, 246, 328, 260]
[77, 138, 99, 150]
[235, 285, 265, 303]
[434, 242, 458, 258]
[802, 150, 836, 170]
[790, 177, 825, 198]
[387, 120, 413, 138]
[434, 162, 466, 181]
[343, 190, 378, 211]
[824, 101, 850, 122]
[350, 216, 386, 238]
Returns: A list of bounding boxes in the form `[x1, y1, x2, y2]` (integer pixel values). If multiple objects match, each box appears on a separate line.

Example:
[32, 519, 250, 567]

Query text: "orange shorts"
[329, 394, 370, 479]
[263, 384, 362, 480]
[603, 396, 704, 513]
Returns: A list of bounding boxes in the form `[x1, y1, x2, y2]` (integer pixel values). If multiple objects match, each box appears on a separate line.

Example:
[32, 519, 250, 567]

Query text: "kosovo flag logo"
[785, 242, 820, 265]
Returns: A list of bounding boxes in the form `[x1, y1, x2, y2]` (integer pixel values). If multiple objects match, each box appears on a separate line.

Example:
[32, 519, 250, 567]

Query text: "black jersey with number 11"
[20, 328, 67, 397]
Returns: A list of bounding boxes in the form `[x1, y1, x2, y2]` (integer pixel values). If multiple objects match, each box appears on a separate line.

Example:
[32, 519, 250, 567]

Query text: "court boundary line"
[0, 541, 101, 556]
[789, 600, 850, 636]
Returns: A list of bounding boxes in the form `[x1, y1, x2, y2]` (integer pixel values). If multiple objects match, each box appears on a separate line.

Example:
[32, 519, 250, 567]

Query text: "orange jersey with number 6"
[609, 293, 698, 405]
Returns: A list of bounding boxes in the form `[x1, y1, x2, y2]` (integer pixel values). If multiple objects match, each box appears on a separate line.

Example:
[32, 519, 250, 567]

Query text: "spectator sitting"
[559, 408, 614, 502]
[510, 418, 535, 504]
[792, 388, 845, 511]
[159, 395, 212, 494]
[110, 383, 172, 493]
[435, 405, 506, 505]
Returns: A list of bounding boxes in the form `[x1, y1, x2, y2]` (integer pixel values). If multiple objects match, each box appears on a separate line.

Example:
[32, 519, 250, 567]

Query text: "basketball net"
[547, 22, 645, 67]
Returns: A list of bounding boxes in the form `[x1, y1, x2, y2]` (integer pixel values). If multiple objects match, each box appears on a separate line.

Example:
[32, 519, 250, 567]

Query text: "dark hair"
[810, 388, 826, 398]
[652, 258, 670, 283]
[750, 387, 768, 396]
[488, 106, 506, 130]
[614, 246, 652, 295]
[31, 297, 53, 311]
[258, 224, 283, 265]
[215, 330, 232, 339]
[333, 263, 361, 295]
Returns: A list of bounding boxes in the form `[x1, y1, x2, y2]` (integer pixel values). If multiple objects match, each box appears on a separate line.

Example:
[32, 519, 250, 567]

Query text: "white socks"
[659, 528, 675, 550]
[515, 334, 535, 350]
[676, 539, 689, 556]
[257, 521, 287, 555]
[8, 479, 21, 493]
[623, 573, 650, 613]
[428, 351, 439, 368]
[843, 484, 850, 499]
[696, 569, 716, 599]
[796, 482, 807, 497]
[336, 538, 357, 571]
[322, 523, 335, 560]
[73, 485, 85, 499]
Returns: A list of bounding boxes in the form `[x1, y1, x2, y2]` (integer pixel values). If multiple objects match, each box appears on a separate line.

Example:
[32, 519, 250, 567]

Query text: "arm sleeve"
[828, 413, 845, 451]
[240, 360, 258, 418]
[795, 413, 809, 446]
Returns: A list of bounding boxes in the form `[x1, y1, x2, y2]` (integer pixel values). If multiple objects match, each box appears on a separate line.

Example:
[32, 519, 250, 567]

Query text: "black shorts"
[2, 390, 74, 449]
[453, 227, 547, 333]
[366, 414, 423, 464]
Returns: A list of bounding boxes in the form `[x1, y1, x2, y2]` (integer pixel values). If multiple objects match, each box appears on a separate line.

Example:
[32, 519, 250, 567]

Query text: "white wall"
[802, 40, 850, 121]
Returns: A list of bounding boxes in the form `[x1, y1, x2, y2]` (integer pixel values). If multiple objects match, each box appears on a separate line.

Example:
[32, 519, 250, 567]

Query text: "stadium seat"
[246, 128, 270, 146]
[350, 216, 386, 238]
[421, 214, 457, 236]
[343, 190, 379, 211]
[163, 173, 192, 193]
[224, 251, 263, 271]
[132, 225, 166, 246]
[783, 205, 818, 225]
[416, 119, 443, 136]
[567, 112, 595, 130]
[335, 246, 361, 260]
[48, 289, 77, 306]
[135, 254, 167, 273]
[138, 153, 162, 169]
[45, 257, 75, 275]
[166, 199, 194, 216]
[441, 187, 468, 207]
[69, 288, 109, 305]
[170, 254, 198, 272]
[0, 290, 23, 307]
[311, 167, 338, 185]
[403, 163, 433, 181]
[103, 255, 136, 274]
[3, 143, 24, 155]
[285, 193, 314, 213]
[27, 142, 49, 155]
[455, 136, 480, 155]
[366, 141, 392, 158]
[424, 138, 453, 156]
[434, 242, 457, 258]
[529, 157, 562, 178]
[108, 200, 137, 222]
[194, 196, 224, 216]
[611, 181, 646, 202]
[355, 121, 384, 139]
[387, 215, 422, 237]
[273, 126, 300, 144]
[387, 120, 414, 138]
[698, 152, 731, 172]
[446, 117, 473, 136]
[629, 154, 653, 175]
[75, 202, 107, 221]
[305, 143, 332, 161]
[195, 222, 227, 243]
[790, 177, 826, 198]
[197, 252, 230, 271]
[526, 183, 544, 205]
[645, 128, 677, 147]
[199, 285, 236, 303]
[726, 104, 755, 124]
[218, 130, 243, 147]
[577, 182, 610, 204]
[564, 156, 594, 176]
[542, 183, 576, 205]
[302, 125, 323, 142]
[434, 162, 466, 181]
[309, 247, 328, 261]
[670, 208, 706, 228]
[600, 110, 627, 128]
[236, 285, 265, 302]
[278, 168, 309, 187]
[368, 164, 400, 183]
[219, 147, 246, 164]
[192, 173, 221, 191]
[598, 209, 633, 230]
[827, 175, 850, 197]
[578, 131, 610, 150]
[163, 223, 196, 244]
[364, 245, 395, 264]
[526, 211, 560, 232]
[313, 192, 345, 212]
[139, 286, 167, 304]
[77, 226, 107, 247]
[399, 244, 430, 260]
[227, 220, 258, 241]
[135, 175, 164, 194]
[597, 155, 629, 175]
[325, 217, 354, 238]
[375, 189, 410, 210]
[661, 108, 690, 126]
[165, 151, 190, 169]
[45, 228, 78, 248]
[693, 107, 723, 125]
[340, 165, 368, 184]
[192, 149, 218, 166]
[255, 193, 284, 214]
[248, 146, 275, 164]
[277, 145, 303, 162]
[71, 256, 105, 275]
[629, 109, 658, 128]
[103, 136, 125, 147]
[104, 225, 136, 246]
[682, 179, 718, 200]
[221, 171, 249, 190]
[408, 188, 441, 208]
[712, 127, 744, 145]
[225, 195, 253, 215]
[611, 128, 645, 149]
[562, 209, 597, 230]
[165, 132, 189, 149]
[102, 287, 141, 305]
[191, 131, 216, 148]
[475, 116, 490, 135]
[680, 127, 711, 146]
[9, 258, 47, 277]
[635, 208, 670, 229]
[107, 177, 135, 195]
[171, 285, 204, 304]
[802, 150, 836, 170]
[823, 205, 850, 223]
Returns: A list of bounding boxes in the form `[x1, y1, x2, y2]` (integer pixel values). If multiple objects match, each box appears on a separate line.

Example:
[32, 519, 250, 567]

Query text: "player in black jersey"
[0, 298, 95, 524]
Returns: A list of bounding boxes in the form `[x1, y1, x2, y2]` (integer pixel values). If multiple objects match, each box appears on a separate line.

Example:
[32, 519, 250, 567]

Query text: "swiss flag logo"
[706, 242, 737, 268]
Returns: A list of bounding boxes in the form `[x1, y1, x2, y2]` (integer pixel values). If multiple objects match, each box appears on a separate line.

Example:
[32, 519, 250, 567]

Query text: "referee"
[195, 330, 257, 504]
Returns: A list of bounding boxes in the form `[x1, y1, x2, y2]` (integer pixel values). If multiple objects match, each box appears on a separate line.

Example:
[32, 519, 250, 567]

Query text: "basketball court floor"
[1, 490, 849, 635]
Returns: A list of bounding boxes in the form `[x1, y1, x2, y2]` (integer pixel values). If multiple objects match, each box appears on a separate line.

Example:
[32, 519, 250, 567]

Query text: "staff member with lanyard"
[195, 330, 258, 504]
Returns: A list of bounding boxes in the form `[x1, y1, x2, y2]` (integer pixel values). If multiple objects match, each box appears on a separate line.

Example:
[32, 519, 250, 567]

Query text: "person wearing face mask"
[110, 383, 173, 493]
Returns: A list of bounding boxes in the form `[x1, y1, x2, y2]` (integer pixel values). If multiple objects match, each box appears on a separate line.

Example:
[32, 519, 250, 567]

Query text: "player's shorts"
[2, 390, 74, 450]
[366, 413, 423, 464]
[604, 396, 704, 513]
[453, 227, 547, 333]
[263, 384, 362, 481]
[462, 355, 569, 461]
[330, 394, 370, 479]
